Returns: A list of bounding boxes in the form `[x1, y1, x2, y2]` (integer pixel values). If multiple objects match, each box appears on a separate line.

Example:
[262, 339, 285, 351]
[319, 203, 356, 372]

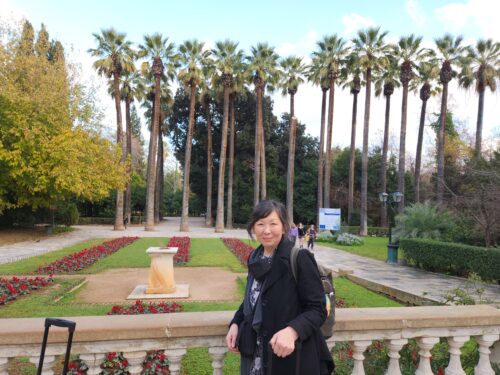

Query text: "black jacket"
[231, 237, 334, 375]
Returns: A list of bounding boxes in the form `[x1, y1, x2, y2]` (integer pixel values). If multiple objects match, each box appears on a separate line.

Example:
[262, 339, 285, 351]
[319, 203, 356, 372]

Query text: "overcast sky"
[2, 0, 499, 165]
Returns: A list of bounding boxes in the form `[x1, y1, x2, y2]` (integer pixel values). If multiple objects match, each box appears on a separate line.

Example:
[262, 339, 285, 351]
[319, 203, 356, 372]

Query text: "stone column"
[415, 337, 439, 375]
[0, 357, 9, 375]
[30, 355, 55, 375]
[209, 346, 227, 375]
[386, 338, 408, 375]
[79, 353, 106, 375]
[351, 340, 371, 375]
[123, 351, 147, 375]
[474, 334, 500, 375]
[146, 247, 178, 294]
[445, 336, 469, 375]
[165, 348, 186, 375]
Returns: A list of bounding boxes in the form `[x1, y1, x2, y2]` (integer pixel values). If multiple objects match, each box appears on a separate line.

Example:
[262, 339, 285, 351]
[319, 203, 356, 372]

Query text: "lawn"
[318, 236, 393, 262]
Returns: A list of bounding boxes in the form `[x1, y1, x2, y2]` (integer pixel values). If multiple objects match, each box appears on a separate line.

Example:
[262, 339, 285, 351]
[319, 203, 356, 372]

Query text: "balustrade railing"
[0, 305, 499, 374]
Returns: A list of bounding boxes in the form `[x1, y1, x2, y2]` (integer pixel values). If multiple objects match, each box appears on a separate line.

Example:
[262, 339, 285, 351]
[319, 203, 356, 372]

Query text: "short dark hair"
[247, 199, 290, 238]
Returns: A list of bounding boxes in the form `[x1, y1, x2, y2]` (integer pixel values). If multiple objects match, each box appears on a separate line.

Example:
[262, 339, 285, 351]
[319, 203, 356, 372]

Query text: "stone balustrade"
[0, 305, 499, 374]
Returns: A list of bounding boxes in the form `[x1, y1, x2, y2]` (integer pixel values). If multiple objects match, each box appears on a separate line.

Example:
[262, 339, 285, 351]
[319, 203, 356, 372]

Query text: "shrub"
[56, 202, 80, 226]
[336, 233, 364, 246]
[339, 226, 390, 237]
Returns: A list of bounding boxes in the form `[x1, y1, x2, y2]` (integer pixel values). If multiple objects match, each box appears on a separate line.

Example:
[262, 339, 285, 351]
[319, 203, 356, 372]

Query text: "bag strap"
[290, 246, 301, 283]
[267, 341, 302, 375]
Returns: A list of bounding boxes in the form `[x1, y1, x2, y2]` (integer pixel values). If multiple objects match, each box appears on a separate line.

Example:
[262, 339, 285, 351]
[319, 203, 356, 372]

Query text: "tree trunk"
[260, 87, 267, 200]
[113, 72, 125, 231]
[348, 92, 358, 225]
[475, 87, 485, 157]
[286, 106, 297, 223]
[154, 121, 163, 224]
[317, 88, 327, 226]
[253, 87, 261, 207]
[414, 98, 427, 203]
[124, 97, 132, 226]
[324, 78, 335, 208]
[398, 84, 409, 211]
[226, 94, 236, 229]
[436, 82, 448, 205]
[215, 86, 230, 232]
[380, 93, 391, 228]
[202, 95, 214, 226]
[360, 68, 371, 236]
[180, 84, 197, 231]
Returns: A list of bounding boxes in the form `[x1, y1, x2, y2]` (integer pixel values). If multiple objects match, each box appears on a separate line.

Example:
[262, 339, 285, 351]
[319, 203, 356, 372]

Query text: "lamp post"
[379, 191, 403, 265]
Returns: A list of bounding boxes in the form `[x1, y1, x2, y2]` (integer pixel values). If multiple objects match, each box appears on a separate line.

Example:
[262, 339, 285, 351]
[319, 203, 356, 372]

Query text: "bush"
[56, 202, 79, 226]
[316, 231, 336, 243]
[400, 238, 500, 283]
[336, 233, 364, 246]
[339, 226, 390, 237]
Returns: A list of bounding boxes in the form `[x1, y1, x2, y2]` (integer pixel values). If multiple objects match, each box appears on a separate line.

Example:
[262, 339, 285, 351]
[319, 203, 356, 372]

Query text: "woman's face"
[253, 210, 285, 251]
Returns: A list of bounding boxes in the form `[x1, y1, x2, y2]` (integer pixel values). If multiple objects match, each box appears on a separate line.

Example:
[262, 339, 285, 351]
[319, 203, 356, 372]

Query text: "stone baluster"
[165, 348, 187, 375]
[386, 338, 408, 375]
[445, 336, 469, 375]
[351, 340, 371, 375]
[209, 346, 227, 375]
[415, 337, 439, 375]
[123, 351, 147, 375]
[474, 334, 500, 375]
[29, 355, 55, 375]
[79, 353, 106, 375]
[0, 357, 9, 375]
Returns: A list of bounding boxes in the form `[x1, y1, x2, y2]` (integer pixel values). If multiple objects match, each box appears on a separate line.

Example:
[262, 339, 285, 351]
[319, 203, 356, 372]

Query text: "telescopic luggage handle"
[38, 318, 76, 375]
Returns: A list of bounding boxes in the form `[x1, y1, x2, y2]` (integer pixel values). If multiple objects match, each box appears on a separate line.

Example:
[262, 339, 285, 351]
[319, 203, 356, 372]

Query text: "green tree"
[34, 23, 49, 59]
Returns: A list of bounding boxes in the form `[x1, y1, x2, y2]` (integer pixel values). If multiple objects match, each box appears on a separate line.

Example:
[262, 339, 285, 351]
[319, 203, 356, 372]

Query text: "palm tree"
[200, 89, 214, 227]
[412, 61, 440, 203]
[88, 28, 133, 231]
[211, 40, 244, 233]
[352, 27, 389, 235]
[138, 33, 176, 231]
[393, 35, 427, 210]
[247, 43, 280, 205]
[177, 39, 211, 231]
[433, 34, 466, 205]
[374, 57, 400, 227]
[459, 39, 500, 156]
[313, 35, 349, 208]
[280, 56, 307, 222]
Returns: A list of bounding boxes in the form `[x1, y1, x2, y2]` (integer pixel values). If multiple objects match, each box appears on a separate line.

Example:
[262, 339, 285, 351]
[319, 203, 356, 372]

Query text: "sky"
[1, 0, 500, 166]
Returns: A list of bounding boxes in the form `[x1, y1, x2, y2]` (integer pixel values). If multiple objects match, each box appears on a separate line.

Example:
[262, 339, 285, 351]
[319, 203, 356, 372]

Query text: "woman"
[297, 223, 305, 248]
[226, 200, 334, 375]
[288, 223, 298, 245]
[307, 224, 317, 251]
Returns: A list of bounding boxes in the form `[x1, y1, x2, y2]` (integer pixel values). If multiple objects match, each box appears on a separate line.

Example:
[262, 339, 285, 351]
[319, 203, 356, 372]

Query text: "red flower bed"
[107, 300, 183, 315]
[36, 237, 139, 274]
[167, 236, 190, 264]
[0, 276, 53, 305]
[222, 238, 253, 265]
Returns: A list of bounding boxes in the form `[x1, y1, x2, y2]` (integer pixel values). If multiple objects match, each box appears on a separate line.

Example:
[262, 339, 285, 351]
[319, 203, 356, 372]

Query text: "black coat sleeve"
[287, 250, 326, 341]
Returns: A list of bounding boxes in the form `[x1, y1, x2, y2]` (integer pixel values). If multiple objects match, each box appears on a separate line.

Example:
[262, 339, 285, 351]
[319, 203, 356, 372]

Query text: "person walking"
[288, 223, 298, 245]
[307, 224, 317, 251]
[297, 223, 305, 248]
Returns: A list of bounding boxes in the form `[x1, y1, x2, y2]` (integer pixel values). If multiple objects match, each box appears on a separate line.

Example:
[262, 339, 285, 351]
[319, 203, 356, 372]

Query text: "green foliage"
[55, 202, 79, 225]
[392, 201, 456, 242]
[400, 238, 500, 282]
[320, 237, 390, 262]
[340, 226, 390, 237]
[336, 233, 364, 246]
[441, 272, 491, 305]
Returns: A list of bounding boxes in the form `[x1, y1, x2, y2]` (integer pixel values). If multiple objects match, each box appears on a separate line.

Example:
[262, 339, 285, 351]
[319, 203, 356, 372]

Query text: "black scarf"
[248, 246, 273, 281]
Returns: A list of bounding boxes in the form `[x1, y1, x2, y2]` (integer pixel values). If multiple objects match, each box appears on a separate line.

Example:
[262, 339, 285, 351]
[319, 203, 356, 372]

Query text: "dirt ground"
[74, 267, 246, 304]
[0, 228, 47, 246]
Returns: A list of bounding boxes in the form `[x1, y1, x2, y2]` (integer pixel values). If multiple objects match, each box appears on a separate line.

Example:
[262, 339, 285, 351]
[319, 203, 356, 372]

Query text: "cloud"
[0, 0, 26, 22]
[406, 0, 426, 27]
[276, 30, 318, 58]
[340, 13, 377, 37]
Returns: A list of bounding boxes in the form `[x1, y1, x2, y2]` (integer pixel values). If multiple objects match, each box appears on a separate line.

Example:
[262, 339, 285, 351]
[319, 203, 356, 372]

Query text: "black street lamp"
[379, 191, 403, 265]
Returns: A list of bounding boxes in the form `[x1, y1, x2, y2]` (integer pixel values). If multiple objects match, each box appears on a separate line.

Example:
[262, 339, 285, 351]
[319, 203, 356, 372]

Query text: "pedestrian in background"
[288, 223, 298, 245]
[297, 223, 305, 248]
[307, 224, 317, 251]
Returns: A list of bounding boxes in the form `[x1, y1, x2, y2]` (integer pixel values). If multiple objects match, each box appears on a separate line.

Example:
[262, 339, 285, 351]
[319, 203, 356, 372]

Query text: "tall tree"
[280, 56, 307, 222]
[353, 27, 389, 235]
[393, 34, 427, 210]
[138, 33, 176, 230]
[211, 40, 244, 232]
[177, 39, 210, 231]
[88, 28, 133, 231]
[313, 35, 349, 209]
[433, 34, 466, 205]
[374, 57, 400, 227]
[247, 43, 280, 205]
[201, 90, 214, 226]
[34, 23, 49, 59]
[459, 39, 500, 156]
[413, 61, 440, 202]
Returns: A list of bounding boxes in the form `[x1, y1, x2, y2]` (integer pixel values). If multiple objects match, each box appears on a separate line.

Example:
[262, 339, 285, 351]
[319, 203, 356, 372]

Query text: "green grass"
[335, 276, 403, 307]
[181, 347, 240, 375]
[319, 236, 391, 262]
[187, 238, 247, 272]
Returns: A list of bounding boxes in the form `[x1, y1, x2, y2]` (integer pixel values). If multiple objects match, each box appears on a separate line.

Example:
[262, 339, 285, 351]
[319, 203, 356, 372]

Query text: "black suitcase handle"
[38, 318, 76, 375]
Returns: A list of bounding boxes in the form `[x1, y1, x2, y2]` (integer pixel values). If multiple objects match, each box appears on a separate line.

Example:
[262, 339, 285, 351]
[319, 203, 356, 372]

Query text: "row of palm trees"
[89, 27, 499, 234]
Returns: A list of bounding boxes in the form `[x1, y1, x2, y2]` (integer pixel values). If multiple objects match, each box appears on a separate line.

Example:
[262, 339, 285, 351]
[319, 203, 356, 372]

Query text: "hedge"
[400, 238, 500, 283]
[338, 226, 390, 237]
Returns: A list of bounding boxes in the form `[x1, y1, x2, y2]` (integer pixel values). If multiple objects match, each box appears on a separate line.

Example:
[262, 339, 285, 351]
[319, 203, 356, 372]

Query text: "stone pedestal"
[146, 247, 178, 294]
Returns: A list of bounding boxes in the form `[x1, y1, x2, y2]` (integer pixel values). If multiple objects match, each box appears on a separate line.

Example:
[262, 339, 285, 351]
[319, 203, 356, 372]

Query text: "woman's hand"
[226, 323, 240, 354]
[269, 326, 299, 357]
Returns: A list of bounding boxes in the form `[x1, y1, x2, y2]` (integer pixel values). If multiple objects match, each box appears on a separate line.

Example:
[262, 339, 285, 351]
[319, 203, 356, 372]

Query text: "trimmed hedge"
[400, 238, 500, 283]
[339, 226, 390, 237]
[78, 216, 143, 225]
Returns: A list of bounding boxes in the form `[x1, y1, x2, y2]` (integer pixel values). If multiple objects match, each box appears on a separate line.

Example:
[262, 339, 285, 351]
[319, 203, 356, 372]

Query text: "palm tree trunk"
[324, 79, 335, 208]
[226, 94, 236, 229]
[475, 87, 485, 157]
[360, 68, 371, 236]
[348, 91, 358, 225]
[113, 72, 125, 231]
[317, 88, 327, 225]
[260, 88, 267, 200]
[215, 86, 230, 232]
[286, 106, 297, 223]
[180, 84, 197, 231]
[202, 95, 213, 226]
[398, 84, 409, 211]
[253, 87, 261, 207]
[436, 83, 448, 205]
[145, 77, 161, 231]
[154, 121, 163, 224]
[380, 93, 391, 228]
[124, 97, 132, 226]
[414, 98, 427, 203]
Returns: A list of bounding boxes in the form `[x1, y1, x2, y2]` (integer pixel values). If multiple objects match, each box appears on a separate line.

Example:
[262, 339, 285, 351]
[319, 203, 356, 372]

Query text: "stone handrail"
[0, 305, 499, 374]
